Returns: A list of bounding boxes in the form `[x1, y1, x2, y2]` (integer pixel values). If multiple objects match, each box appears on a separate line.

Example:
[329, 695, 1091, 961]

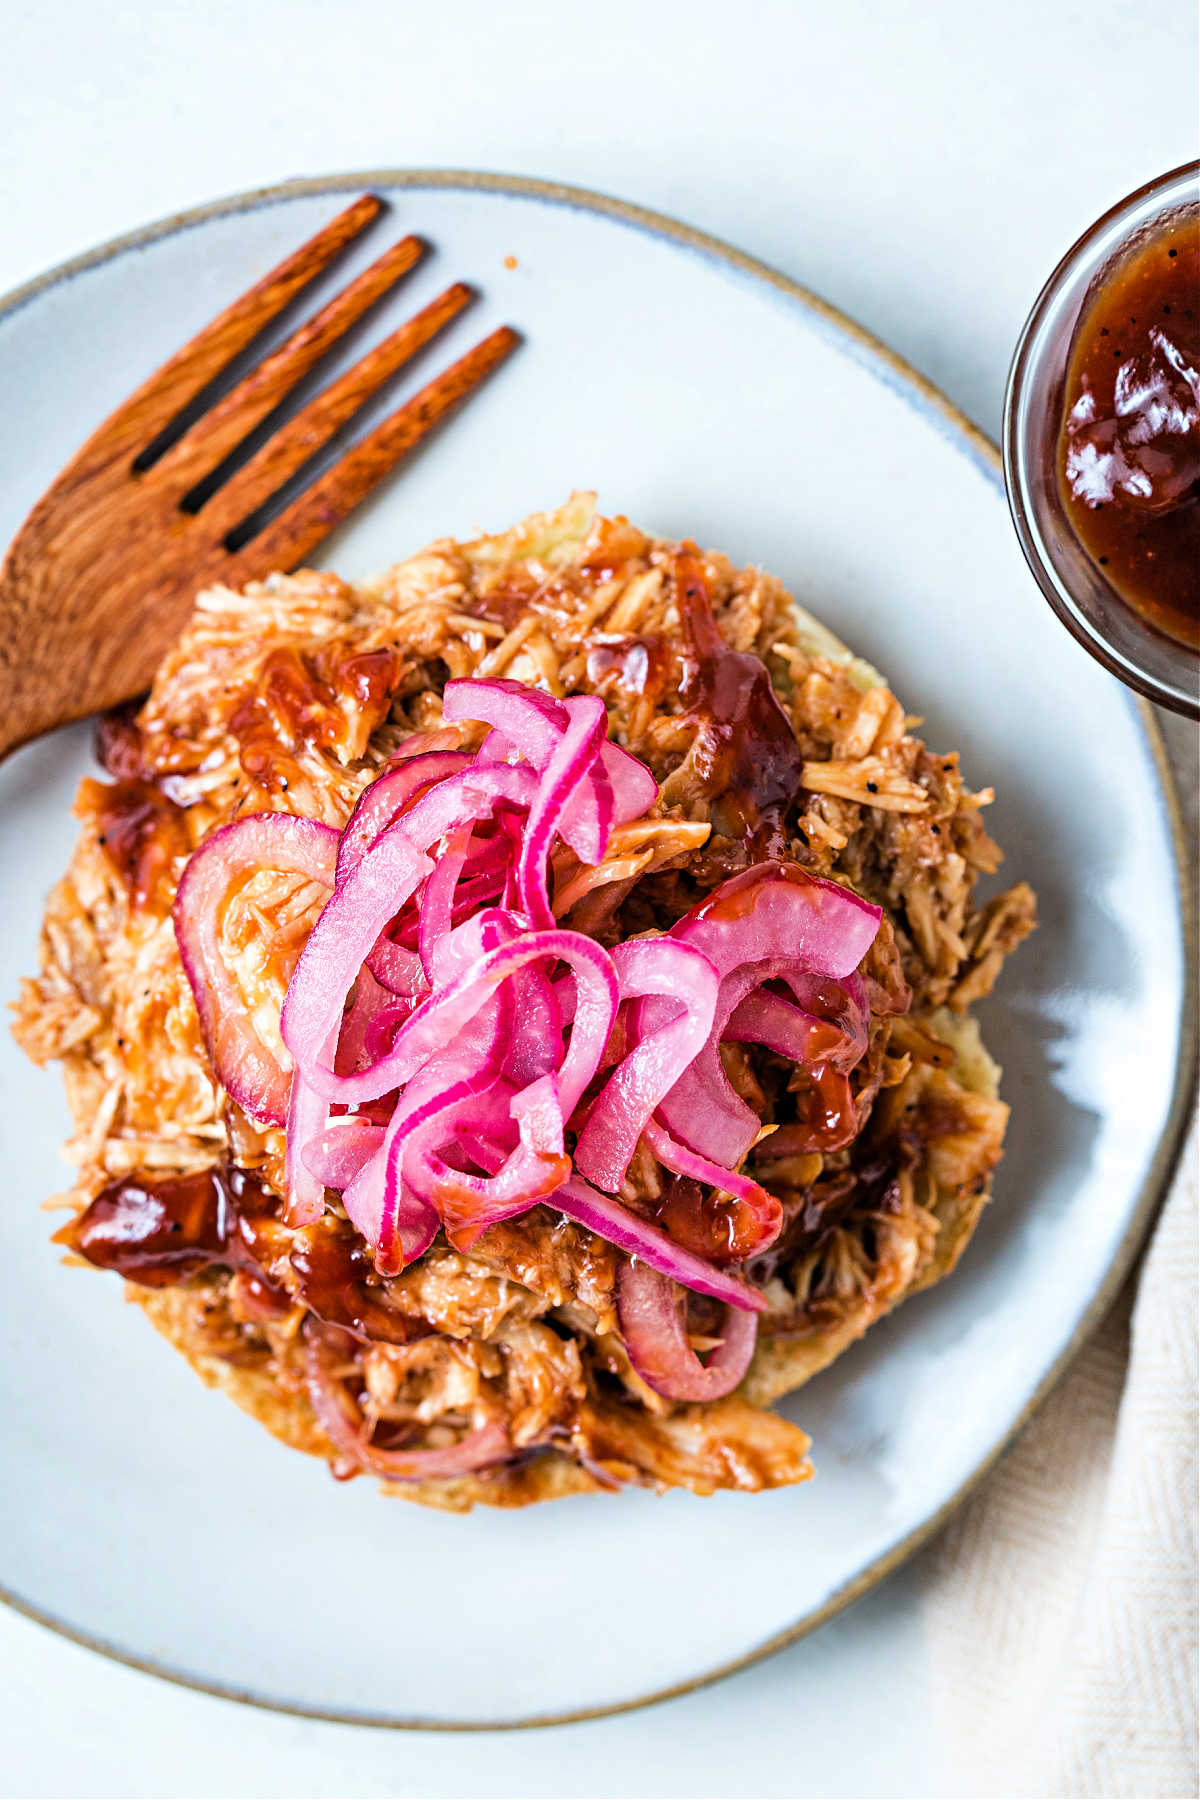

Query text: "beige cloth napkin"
[919, 715, 1198, 1800]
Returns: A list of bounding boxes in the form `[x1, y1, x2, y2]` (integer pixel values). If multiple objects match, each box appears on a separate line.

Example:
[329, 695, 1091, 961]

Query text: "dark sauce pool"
[58, 1166, 428, 1345]
[1059, 214, 1200, 651]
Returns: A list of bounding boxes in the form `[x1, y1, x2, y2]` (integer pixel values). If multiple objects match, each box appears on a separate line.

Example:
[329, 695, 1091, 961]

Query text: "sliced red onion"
[512, 1074, 566, 1155]
[335, 969, 395, 1077]
[284, 1046, 333, 1227]
[559, 704, 616, 865]
[522, 935, 618, 1117]
[436, 1144, 572, 1244]
[517, 696, 609, 927]
[301, 1118, 385, 1187]
[418, 826, 474, 979]
[779, 968, 870, 1067]
[442, 676, 565, 764]
[656, 962, 868, 1171]
[650, 1014, 760, 1170]
[361, 994, 415, 1065]
[386, 762, 536, 859]
[442, 677, 623, 867]
[299, 928, 618, 1110]
[646, 973, 768, 1141]
[304, 1328, 512, 1481]
[477, 727, 518, 764]
[551, 1178, 767, 1312]
[401, 1081, 520, 1226]
[341, 1130, 439, 1274]
[364, 933, 427, 998]
[375, 1059, 502, 1274]
[385, 844, 508, 954]
[402, 837, 507, 924]
[725, 989, 853, 1067]
[281, 827, 431, 1093]
[648, 868, 881, 1169]
[574, 939, 720, 1192]
[431, 905, 520, 988]
[505, 964, 564, 1086]
[617, 1261, 758, 1401]
[223, 686, 892, 1336]
[431, 1071, 571, 1242]
[336, 750, 472, 885]
[381, 939, 608, 1245]
[173, 813, 338, 1125]
[182, 684, 875, 1340]
[671, 860, 881, 981]
[499, 812, 525, 908]
[352, 765, 538, 999]
[383, 726, 467, 765]
[286, 772, 534, 1093]
[585, 738, 660, 824]
[642, 1116, 782, 1253]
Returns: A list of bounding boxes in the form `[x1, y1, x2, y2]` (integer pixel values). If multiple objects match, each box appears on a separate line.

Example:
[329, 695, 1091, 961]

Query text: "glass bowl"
[1003, 161, 1200, 719]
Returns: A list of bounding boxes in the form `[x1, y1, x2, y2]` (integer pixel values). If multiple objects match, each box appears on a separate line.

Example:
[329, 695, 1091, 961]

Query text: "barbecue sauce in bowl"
[1059, 218, 1200, 651]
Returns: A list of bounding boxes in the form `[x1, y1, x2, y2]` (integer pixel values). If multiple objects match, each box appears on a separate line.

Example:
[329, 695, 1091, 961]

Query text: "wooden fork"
[0, 193, 519, 759]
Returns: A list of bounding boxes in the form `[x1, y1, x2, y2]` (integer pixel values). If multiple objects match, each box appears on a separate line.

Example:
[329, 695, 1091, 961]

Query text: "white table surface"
[1, 4, 1193, 1796]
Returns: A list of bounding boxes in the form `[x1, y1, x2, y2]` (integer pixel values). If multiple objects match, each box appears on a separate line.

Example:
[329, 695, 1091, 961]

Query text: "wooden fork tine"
[227, 326, 519, 576]
[153, 233, 425, 489]
[199, 282, 477, 539]
[85, 195, 383, 465]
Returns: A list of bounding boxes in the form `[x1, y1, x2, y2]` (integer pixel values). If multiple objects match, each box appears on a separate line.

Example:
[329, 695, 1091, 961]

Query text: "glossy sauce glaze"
[585, 634, 674, 706]
[683, 856, 821, 923]
[86, 776, 191, 910]
[673, 545, 806, 854]
[229, 642, 401, 790]
[1059, 215, 1200, 650]
[654, 1175, 761, 1263]
[782, 1063, 858, 1155]
[586, 547, 808, 865]
[58, 1167, 428, 1345]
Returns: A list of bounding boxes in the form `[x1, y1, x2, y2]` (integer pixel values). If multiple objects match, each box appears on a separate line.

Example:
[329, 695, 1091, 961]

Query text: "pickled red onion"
[574, 939, 720, 1193]
[176, 675, 881, 1323]
[173, 813, 338, 1125]
[304, 1326, 511, 1481]
[617, 1261, 758, 1401]
[336, 750, 472, 884]
[551, 1178, 767, 1312]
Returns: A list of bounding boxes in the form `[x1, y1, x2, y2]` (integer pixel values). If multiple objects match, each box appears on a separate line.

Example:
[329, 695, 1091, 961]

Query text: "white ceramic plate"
[0, 174, 1192, 1729]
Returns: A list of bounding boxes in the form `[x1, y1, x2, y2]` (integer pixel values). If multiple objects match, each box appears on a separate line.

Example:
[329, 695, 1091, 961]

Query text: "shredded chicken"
[13, 495, 1033, 1506]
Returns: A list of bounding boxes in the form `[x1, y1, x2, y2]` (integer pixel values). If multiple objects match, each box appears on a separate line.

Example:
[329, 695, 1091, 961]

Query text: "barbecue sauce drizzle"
[90, 778, 190, 910]
[230, 643, 401, 791]
[58, 1167, 428, 1345]
[673, 544, 806, 857]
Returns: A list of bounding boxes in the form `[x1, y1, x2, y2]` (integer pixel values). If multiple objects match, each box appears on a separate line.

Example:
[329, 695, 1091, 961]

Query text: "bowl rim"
[1002, 158, 1200, 719]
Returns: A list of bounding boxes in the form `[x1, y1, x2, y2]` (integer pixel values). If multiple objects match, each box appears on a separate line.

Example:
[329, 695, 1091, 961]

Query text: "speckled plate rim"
[0, 168, 1194, 1733]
